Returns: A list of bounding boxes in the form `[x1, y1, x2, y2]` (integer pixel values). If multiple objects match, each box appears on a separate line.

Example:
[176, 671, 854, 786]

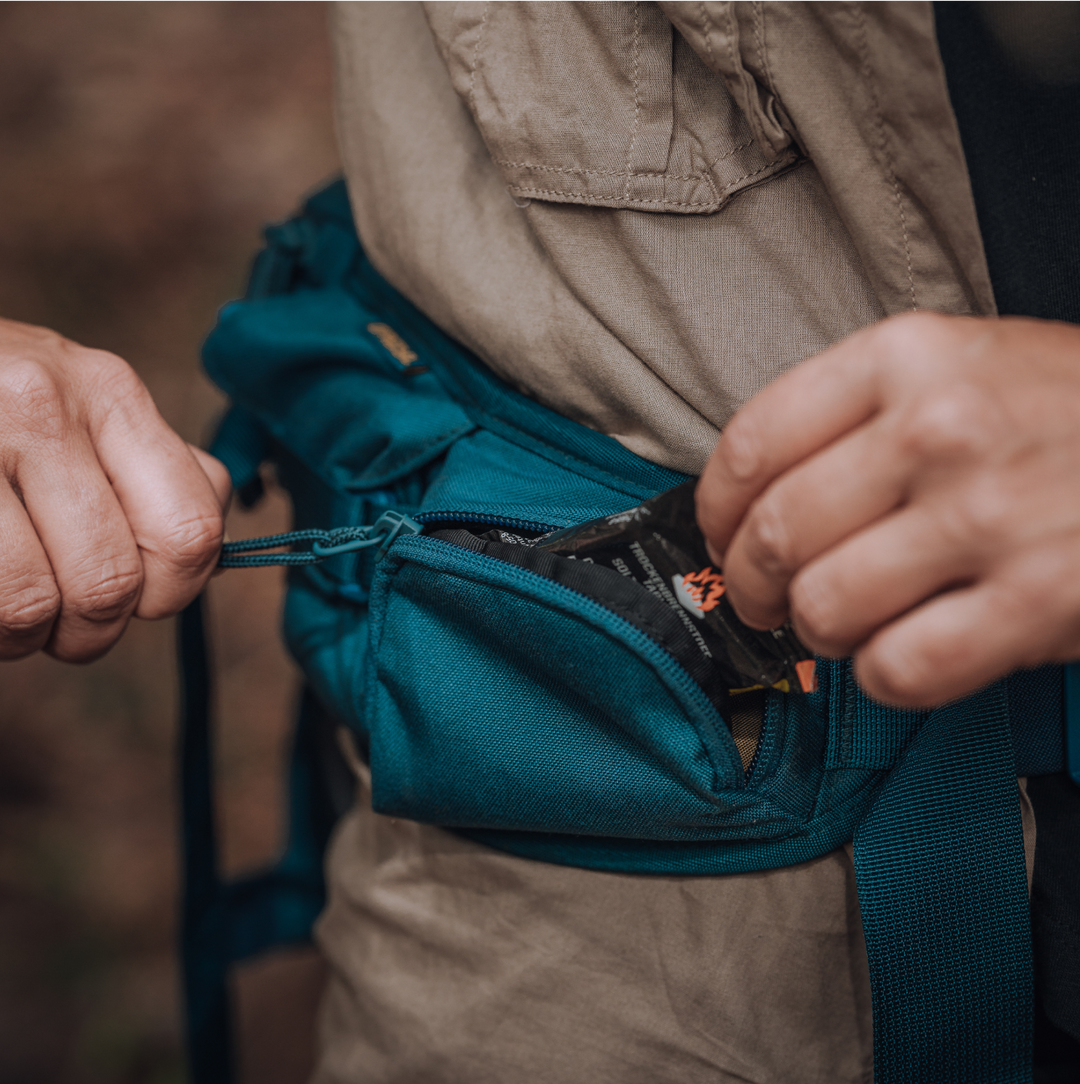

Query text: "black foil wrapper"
[532, 481, 816, 695]
[431, 480, 816, 721]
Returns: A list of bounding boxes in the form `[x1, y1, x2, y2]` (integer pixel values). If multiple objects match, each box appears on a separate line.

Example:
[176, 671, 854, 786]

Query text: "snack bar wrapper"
[441, 480, 816, 719]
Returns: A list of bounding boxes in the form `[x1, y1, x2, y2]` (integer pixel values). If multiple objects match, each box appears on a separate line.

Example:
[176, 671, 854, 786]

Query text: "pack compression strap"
[218, 511, 422, 568]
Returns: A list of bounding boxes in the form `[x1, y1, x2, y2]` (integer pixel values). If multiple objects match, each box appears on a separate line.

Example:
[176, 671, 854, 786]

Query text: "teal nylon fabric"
[853, 683, 1032, 1082]
[196, 179, 1060, 1081]
[417, 428, 652, 527]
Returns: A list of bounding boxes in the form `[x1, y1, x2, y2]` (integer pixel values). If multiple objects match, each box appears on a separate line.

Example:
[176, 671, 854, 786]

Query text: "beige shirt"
[332, 1, 992, 476]
[314, 763, 878, 1084]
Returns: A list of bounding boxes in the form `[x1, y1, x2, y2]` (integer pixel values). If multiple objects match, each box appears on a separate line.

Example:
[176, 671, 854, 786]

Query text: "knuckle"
[896, 385, 1003, 463]
[999, 557, 1064, 623]
[718, 414, 767, 485]
[0, 574, 60, 640]
[790, 583, 844, 651]
[68, 563, 143, 625]
[0, 322, 67, 359]
[873, 312, 958, 370]
[0, 360, 66, 438]
[87, 349, 141, 394]
[155, 510, 225, 573]
[936, 475, 1012, 546]
[860, 647, 934, 708]
[741, 497, 797, 578]
[85, 352, 151, 425]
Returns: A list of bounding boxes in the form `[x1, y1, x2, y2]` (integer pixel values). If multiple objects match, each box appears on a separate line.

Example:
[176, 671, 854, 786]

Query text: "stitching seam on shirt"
[699, 2, 717, 68]
[723, 2, 743, 99]
[495, 137, 755, 181]
[753, 1, 779, 104]
[717, 158, 777, 192]
[852, 1, 917, 310]
[706, 137, 755, 167]
[624, 1, 643, 200]
[467, 1, 491, 113]
[496, 160, 727, 184]
[692, 9, 761, 177]
[510, 159, 778, 207]
[503, 158, 776, 207]
[496, 161, 682, 179]
[508, 187, 716, 209]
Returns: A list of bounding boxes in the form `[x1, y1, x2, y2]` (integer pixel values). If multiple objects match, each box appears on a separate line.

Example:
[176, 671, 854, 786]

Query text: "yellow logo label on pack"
[367, 322, 422, 370]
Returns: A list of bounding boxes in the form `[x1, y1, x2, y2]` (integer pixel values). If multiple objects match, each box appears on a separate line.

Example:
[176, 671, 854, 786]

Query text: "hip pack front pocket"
[364, 531, 825, 842]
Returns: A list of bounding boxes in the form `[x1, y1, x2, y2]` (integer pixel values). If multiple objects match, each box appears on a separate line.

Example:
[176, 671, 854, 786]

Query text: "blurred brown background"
[0, 4, 340, 1082]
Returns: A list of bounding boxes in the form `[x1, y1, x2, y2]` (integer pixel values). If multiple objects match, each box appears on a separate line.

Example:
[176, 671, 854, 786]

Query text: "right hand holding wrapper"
[696, 312, 1080, 709]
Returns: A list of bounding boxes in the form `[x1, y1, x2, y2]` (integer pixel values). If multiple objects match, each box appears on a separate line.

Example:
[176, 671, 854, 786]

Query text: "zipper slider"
[369, 510, 422, 563]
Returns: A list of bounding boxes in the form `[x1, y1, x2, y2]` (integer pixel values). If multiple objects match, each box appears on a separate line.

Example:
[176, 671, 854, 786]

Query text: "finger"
[695, 312, 968, 558]
[15, 435, 144, 662]
[92, 385, 226, 620]
[0, 481, 60, 658]
[853, 550, 1080, 708]
[787, 503, 981, 656]
[696, 323, 886, 555]
[189, 446, 233, 511]
[721, 416, 910, 629]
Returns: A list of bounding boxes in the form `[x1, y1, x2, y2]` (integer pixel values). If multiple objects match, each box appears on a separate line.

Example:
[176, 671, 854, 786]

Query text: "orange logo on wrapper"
[672, 566, 726, 617]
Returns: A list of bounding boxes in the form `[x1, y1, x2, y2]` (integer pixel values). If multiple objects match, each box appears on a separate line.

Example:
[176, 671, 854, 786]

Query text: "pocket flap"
[429, 3, 799, 214]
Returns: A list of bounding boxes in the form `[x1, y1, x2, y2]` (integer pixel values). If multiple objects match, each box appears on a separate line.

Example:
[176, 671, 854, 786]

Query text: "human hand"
[696, 312, 1080, 709]
[0, 317, 230, 662]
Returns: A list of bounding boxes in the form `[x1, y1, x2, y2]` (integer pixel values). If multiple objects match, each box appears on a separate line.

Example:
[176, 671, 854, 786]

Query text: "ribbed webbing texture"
[853, 682, 1032, 1083]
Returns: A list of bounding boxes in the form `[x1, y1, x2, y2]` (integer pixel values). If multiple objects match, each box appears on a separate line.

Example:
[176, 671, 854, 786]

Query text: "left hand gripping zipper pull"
[218, 511, 422, 569]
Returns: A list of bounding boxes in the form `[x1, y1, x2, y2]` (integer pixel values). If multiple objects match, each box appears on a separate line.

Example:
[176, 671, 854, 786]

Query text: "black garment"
[935, 2, 1080, 322]
[935, 3, 1080, 1076]
[1029, 772, 1080, 1077]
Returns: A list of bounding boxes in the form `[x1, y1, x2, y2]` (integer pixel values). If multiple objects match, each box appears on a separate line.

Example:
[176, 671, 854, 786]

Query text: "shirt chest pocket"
[426, 1, 799, 214]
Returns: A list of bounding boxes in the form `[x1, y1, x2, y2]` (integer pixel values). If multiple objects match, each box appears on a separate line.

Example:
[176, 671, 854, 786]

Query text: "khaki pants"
[312, 763, 875, 1084]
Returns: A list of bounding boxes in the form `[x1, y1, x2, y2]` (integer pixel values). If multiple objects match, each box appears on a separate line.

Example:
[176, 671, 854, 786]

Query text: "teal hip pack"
[183, 180, 1073, 1084]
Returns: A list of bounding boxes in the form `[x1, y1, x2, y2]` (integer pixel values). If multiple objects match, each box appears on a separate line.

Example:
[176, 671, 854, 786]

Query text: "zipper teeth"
[414, 510, 558, 533]
[407, 532, 754, 786]
[743, 734, 764, 780]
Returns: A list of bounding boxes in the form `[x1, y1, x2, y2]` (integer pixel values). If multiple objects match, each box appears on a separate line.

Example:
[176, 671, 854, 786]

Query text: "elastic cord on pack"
[218, 510, 421, 568]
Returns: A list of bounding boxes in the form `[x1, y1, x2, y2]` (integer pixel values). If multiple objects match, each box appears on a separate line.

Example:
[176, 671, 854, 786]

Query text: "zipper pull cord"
[218, 510, 422, 569]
